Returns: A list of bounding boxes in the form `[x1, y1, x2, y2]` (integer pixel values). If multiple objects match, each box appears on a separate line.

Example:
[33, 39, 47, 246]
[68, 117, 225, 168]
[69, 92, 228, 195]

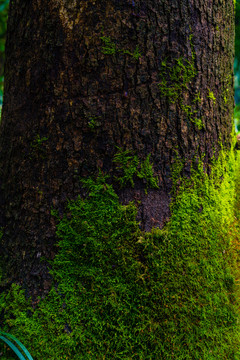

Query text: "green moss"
[130, 45, 141, 61]
[222, 75, 232, 105]
[113, 147, 139, 187]
[1, 146, 240, 359]
[113, 147, 159, 191]
[30, 134, 48, 159]
[31, 134, 48, 148]
[122, 45, 141, 60]
[191, 117, 204, 130]
[158, 35, 206, 130]
[180, 97, 203, 129]
[207, 90, 216, 104]
[100, 36, 117, 55]
[87, 115, 101, 130]
[193, 92, 202, 104]
[137, 154, 159, 193]
[158, 56, 196, 103]
[100, 36, 141, 60]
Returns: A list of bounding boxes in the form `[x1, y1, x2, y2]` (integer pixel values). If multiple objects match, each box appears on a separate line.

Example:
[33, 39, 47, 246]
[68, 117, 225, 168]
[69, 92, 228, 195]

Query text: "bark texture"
[0, 0, 235, 297]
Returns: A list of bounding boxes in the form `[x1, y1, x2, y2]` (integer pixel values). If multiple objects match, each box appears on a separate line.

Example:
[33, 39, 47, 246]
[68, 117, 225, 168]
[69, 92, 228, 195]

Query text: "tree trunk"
[0, 0, 234, 297]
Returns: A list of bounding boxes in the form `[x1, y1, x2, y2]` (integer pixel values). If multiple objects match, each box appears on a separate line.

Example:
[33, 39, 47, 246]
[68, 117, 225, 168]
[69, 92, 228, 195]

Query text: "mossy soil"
[1, 148, 240, 359]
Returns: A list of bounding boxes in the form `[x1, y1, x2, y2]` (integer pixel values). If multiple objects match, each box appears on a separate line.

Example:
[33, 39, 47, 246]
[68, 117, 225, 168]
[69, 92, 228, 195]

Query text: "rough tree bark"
[0, 0, 235, 297]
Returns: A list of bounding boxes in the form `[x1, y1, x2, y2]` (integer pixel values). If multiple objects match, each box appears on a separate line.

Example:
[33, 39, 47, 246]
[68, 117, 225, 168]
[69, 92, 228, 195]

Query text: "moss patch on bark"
[1, 146, 240, 359]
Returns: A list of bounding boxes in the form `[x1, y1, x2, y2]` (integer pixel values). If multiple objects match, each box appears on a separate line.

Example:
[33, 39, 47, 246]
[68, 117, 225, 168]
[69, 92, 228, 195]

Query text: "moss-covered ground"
[1, 146, 240, 359]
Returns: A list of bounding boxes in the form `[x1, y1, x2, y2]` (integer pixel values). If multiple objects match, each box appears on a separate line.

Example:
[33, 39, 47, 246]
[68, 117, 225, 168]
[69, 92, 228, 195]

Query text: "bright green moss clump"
[1, 149, 240, 359]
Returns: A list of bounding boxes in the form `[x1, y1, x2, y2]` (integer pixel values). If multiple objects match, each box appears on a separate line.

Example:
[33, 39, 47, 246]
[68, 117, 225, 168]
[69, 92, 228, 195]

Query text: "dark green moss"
[100, 36, 141, 60]
[113, 148, 159, 191]
[158, 35, 204, 130]
[30, 134, 48, 159]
